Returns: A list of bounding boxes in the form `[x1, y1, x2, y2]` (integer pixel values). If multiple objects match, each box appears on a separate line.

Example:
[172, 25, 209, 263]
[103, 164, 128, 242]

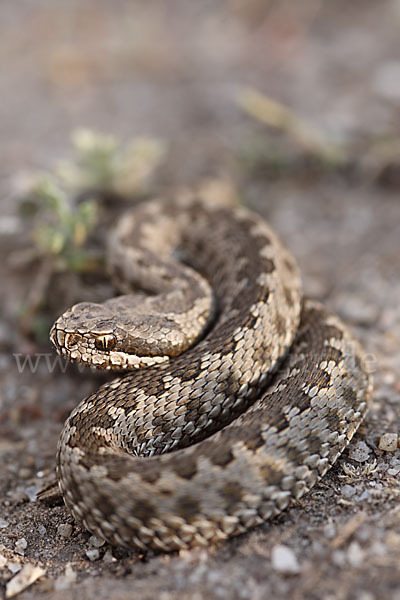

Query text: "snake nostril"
[65, 333, 82, 349]
[95, 334, 117, 352]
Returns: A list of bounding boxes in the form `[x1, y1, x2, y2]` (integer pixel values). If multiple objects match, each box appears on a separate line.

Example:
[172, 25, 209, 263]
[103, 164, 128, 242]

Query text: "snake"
[50, 189, 372, 552]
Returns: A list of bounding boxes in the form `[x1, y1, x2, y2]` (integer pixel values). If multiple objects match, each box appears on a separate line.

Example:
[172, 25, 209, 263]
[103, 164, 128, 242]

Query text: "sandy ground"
[1, 1, 400, 599]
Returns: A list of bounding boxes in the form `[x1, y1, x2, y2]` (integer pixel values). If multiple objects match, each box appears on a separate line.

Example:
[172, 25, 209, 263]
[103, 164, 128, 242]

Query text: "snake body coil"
[51, 192, 372, 551]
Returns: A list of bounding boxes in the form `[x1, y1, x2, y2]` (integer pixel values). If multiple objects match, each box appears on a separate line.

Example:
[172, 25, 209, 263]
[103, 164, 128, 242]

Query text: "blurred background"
[2, 0, 400, 185]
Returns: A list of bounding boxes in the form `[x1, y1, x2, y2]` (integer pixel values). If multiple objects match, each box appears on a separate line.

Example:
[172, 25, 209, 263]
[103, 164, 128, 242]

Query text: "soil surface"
[1, 2, 400, 599]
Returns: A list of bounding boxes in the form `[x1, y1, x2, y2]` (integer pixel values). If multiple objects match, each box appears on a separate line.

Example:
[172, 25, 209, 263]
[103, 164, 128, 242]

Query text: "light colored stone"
[348, 441, 370, 462]
[379, 433, 398, 452]
[15, 538, 27, 556]
[89, 535, 105, 548]
[7, 564, 21, 575]
[103, 549, 116, 563]
[271, 544, 300, 575]
[347, 541, 364, 567]
[57, 523, 73, 538]
[86, 548, 100, 561]
[341, 484, 356, 498]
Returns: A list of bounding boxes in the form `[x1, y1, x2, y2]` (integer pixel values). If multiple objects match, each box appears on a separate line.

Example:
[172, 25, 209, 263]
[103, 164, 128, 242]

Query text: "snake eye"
[95, 334, 116, 351]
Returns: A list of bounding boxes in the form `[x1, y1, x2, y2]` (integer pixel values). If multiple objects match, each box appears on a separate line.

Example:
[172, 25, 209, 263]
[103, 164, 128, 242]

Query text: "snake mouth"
[50, 324, 169, 370]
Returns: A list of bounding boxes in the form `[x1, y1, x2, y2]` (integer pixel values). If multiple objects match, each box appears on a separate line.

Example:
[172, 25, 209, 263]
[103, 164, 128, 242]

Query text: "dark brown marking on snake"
[131, 500, 157, 523]
[340, 385, 357, 409]
[283, 438, 322, 466]
[274, 312, 286, 336]
[324, 346, 343, 365]
[318, 324, 344, 343]
[177, 358, 204, 383]
[262, 258, 275, 274]
[170, 454, 198, 480]
[95, 493, 121, 519]
[128, 459, 164, 484]
[220, 481, 244, 509]
[252, 233, 271, 248]
[283, 286, 294, 308]
[314, 369, 334, 389]
[242, 428, 266, 452]
[258, 463, 288, 486]
[176, 495, 200, 520]
[202, 440, 235, 467]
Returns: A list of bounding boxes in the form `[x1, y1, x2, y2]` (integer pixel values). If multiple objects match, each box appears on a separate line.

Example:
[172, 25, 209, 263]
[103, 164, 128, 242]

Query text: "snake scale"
[50, 190, 372, 552]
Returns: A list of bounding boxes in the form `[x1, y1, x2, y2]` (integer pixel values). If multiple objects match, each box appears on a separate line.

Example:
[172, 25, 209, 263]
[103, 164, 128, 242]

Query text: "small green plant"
[32, 175, 98, 271]
[58, 128, 166, 197]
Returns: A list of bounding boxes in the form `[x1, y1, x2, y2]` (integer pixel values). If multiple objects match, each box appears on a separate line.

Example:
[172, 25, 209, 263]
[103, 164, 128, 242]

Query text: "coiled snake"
[50, 190, 372, 551]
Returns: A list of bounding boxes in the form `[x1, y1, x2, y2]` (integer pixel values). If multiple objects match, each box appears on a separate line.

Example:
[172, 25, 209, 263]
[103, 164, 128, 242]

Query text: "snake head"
[50, 301, 170, 371]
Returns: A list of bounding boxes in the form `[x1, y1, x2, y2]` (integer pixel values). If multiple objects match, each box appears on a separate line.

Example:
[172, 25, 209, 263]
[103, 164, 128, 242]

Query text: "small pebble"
[103, 549, 116, 563]
[324, 524, 336, 539]
[387, 467, 400, 476]
[8, 563, 22, 574]
[25, 485, 39, 502]
[57, 523, 73, 538]
[348, 441, 370, 462]
[19, 468, 32, 480]
[347, 541, 364, 567]
[86, 548, 100, 561]
[271, 544, 300, 575]
[356, 525, 372, 544]
[0, 518, 9, 529]
[38, 525, 47, 536]
[332, 550, 346, 567]
[378, 433, 398, 452]
[15, 538, 28, 556]
[357, 490, 370, 502]
[341, 484, 356, 498]
[370, 541, 387, 557]
[89, 535, 105, 548]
